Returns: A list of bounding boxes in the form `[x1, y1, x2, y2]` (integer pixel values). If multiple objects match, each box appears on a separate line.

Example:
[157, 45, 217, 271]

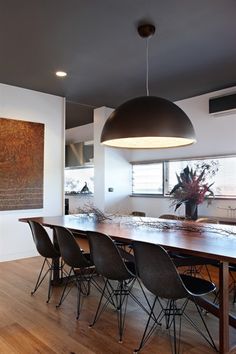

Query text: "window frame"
[131, 154, 236, 199]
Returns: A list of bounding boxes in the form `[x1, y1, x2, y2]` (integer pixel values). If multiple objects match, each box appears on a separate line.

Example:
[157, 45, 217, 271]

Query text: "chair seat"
[181, 274, 216, 296]
[172, 252, 218, 267]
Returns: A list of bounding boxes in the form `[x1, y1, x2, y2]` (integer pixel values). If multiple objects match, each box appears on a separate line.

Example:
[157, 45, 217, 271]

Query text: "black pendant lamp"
[101, 24, 196, 149]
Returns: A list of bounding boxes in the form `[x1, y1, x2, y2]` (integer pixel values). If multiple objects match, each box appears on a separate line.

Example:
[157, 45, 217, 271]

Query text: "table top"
[20, 214, 236, 263]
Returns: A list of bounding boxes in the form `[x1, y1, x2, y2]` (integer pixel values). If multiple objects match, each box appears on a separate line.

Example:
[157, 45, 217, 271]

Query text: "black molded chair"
[131, 211, 146, 217]
[196, 218, 236, 304]
[115, 212, 146, 261]
[133, 241, 217, 354]
[229, 264, 236, 303]
[212, 263, 236, 304]
[159, 214, 179, 220]
[196, 217, 219, 224]
[115, 212, 145, 256]
[87, 231, 145, 343]
[54, 226, 94, 319]
[28, 220, 60, 303]
[159, 214, 215, 279]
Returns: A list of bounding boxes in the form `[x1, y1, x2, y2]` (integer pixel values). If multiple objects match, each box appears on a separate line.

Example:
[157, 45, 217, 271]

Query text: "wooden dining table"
[20, 214, 236, 354]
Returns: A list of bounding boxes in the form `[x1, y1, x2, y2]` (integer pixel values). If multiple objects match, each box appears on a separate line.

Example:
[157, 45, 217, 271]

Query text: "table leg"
[219, 261, 229, 354]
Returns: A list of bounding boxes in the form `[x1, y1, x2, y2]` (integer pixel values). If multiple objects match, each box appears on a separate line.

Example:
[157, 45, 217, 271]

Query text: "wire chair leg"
[76, 280, 82, 320]
[172, 306, 177, 354]
[118, 281, 124, 343]
[80, 268, 91, 296]
[165, 299, 172, 329]
[134, 297, 159, 353]
[169, 301, 182, 354]
[76, 269, 93, 320]
[31, 258, 49, 295]
[89, 279, 111, 327]
[183, 299, 217, 351]
[46, 261, 53, 303]
[205, 265, 213, 282]
[192, 300, 217, 351]
[128, 278, 157, 319]
[56, 268, 73, 308]
[117, 281, 129, 343]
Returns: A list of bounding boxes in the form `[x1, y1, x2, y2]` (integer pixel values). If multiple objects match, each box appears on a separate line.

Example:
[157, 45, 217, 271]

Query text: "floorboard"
[0, 251, 236, 353]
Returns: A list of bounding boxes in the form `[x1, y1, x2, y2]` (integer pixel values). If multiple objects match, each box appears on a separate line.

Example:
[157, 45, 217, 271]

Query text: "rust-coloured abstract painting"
[0, 117, 44, 210]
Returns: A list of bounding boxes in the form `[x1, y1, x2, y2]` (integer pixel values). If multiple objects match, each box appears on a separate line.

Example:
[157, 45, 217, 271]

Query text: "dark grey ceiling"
[0, 1, 235, 129]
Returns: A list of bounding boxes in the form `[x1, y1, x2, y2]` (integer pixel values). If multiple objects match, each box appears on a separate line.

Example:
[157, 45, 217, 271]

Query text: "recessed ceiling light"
[56, 71, 67, 77]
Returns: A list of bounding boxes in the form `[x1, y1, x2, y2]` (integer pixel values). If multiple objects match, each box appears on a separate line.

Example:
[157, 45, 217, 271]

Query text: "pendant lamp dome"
[101, 23, 196, 149]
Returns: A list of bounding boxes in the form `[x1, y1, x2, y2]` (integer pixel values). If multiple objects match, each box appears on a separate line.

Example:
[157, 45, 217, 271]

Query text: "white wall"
[129, 87, 236, 218]
[0, 83, 65, 261]
[66, 113, 132, 215]
[93, 107, 132, 213]
[66, 123, 93, 144]
[94, 87, 236, 218]
[130, 86, 236, 162]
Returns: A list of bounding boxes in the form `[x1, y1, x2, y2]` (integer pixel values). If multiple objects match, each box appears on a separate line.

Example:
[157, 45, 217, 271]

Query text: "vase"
[185, 201, 198, 220]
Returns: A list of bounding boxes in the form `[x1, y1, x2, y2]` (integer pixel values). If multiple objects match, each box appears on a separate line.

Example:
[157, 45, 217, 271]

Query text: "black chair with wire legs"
[133, 241, 217, 354]
[229, 264, 236, 303]
[159, 214, 215, 281]
[115, 212, 146, 261]
[131, 211, 146, 217]
[87, 231, 148, 343]
[27, 220, 61, 303]
[54, 226, 95, 319]
[213, 263, 236, 304]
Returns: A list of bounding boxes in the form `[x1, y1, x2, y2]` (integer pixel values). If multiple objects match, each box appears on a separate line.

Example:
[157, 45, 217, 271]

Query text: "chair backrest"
[87, 231, 134, 281]
[133, 241, 188, 299]
[54, 226, 91, 269]
[159, 214, 179, 220]
[196, 217, 219, 224]
[28, 220, 59, 259]
[131, 211, 146, 217]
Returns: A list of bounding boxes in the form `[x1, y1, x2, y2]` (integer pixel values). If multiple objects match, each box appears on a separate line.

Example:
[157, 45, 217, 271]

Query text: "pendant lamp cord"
[146, 37, 150, 96]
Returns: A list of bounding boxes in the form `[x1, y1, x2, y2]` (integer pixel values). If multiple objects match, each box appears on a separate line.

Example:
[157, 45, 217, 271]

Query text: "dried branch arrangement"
[75, 204, 236, 237]
[77, 203, 113, 222]
[123, 218, 236, 237]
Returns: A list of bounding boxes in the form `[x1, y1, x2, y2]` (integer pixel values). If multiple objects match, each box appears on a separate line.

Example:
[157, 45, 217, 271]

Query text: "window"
[65, 167, 94, 195]
[166, 159, 217, 194]
[212, 157, 236, 196]
[132, 156, 236, 198]
[132, 163, 163, 195]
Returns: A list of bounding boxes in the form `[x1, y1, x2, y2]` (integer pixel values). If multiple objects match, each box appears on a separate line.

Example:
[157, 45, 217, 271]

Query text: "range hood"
[65, 141, 94, 168]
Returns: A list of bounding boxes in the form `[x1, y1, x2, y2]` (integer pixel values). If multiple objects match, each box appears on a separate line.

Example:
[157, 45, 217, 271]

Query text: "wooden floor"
[1, 243, 236, 353]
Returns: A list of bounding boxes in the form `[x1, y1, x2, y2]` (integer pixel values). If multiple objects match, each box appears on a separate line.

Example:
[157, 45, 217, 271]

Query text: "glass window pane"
[166, 156, 236, 197]
[65, 168, 94, 194]
[212, 157, 236, 196]
[132, 163, 163, 194]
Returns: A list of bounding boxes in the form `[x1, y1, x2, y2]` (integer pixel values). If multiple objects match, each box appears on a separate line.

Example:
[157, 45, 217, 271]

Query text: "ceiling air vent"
[209, 93, 236, 116]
